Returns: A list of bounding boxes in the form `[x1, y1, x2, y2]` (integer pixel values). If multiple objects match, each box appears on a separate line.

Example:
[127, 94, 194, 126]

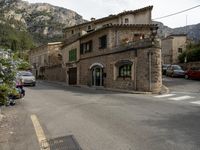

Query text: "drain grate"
[43, 135, 82, 150]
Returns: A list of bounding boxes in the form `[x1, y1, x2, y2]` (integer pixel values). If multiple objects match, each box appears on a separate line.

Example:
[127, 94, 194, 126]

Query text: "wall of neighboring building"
[61, 41, 80, 64]
[48, 44, 62, 66]
[172, 36, 187, 64]
[29, 43, 62, 78]
[161, 38, 173, 64]
[61, 40, 80, 84]
[45, 65, 66, 82]
[178, 61, 200, 70]
[161, 36, 187, 64]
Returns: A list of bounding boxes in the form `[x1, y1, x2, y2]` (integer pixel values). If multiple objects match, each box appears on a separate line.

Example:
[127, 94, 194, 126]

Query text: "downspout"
[149, 50, 152, 92]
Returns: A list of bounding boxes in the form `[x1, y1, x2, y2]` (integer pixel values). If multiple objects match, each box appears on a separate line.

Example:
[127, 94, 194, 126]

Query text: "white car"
[18, 71, 36, 86]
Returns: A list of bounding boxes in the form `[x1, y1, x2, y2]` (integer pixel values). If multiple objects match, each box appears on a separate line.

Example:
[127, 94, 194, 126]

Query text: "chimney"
[91, 18, 96, 21]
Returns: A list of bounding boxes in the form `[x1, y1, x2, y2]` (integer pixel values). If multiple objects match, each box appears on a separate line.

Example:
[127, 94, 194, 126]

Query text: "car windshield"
[20, 72, 33, 76]
[173, 65, 182, 70]
[163, 64, 170, 68]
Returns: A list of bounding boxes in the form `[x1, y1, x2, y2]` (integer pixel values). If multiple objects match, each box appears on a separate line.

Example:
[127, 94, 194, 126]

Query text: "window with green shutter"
[69, 49, 77, 62]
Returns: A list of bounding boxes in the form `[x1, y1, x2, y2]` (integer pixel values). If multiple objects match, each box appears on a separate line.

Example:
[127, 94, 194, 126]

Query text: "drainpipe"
[148, 50, 153, 92]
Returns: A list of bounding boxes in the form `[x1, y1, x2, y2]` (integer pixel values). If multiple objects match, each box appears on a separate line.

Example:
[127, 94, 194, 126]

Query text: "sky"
[25, 0, 200, 28]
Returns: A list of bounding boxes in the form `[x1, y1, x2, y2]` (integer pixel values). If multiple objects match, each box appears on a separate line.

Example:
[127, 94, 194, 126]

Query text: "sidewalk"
[38, 80, 168, 94]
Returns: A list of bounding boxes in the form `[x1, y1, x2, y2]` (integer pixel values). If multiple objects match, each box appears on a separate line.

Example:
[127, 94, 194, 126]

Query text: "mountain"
[155, 21, 200, 42]
[0, 0, 199, 48]
[0, 0, 86, 45]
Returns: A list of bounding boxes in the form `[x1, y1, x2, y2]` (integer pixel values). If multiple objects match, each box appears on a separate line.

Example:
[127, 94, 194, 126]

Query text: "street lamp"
[150, 25, 158, 45]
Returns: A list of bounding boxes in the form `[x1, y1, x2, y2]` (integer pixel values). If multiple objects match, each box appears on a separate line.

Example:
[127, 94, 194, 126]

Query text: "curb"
[96, 87, 152, 94]
[161, 84, 170, 94]
[40, 80, 152, 95]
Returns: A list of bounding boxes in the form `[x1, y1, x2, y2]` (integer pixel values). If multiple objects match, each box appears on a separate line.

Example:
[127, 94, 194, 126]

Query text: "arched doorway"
[90, 63, 104, 86]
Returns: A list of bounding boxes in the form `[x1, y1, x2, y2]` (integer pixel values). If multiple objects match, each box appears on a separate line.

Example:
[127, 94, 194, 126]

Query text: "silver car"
[166, 65, 185, 77]
[18, 71, 36, 86]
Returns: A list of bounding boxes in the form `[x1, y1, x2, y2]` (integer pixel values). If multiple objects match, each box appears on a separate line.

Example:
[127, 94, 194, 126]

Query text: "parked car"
[162, 64, 170, 75]
[185, 67, 200, 80]
[18, 71, 36, 86]
[166, 65, 185, 77]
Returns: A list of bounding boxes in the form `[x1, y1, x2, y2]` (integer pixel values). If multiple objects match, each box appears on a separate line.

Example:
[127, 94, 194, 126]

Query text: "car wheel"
[185, 75, 189, 79]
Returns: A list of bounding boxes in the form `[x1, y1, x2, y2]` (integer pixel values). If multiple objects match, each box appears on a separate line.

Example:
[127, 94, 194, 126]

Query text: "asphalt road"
[1, 78, 200, 150]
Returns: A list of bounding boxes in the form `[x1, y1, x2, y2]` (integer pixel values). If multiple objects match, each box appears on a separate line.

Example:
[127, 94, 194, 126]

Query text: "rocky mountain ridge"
[155, 21, 200, 42]
[0, 0, 86, 45]
[0, 0, 199, 46]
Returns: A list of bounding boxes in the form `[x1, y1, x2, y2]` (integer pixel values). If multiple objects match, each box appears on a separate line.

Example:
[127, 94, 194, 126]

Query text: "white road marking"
[30, 115, 49, 150]
[190, 101, 200, 105]
[169, 96, 195, 101]
[154, 94, 176, 98]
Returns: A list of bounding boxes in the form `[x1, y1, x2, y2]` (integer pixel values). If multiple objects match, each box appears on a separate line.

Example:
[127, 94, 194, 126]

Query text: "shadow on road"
[26, 81, 124, 95]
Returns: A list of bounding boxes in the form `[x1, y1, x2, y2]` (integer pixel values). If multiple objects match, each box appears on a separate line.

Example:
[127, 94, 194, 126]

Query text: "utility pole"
[185, 15, 188, 35]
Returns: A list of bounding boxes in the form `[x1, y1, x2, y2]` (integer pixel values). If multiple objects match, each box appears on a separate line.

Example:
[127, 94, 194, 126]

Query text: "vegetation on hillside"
[0, 23, 35, 52]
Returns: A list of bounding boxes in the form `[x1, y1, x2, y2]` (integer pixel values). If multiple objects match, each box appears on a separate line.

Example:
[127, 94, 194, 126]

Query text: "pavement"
[0, 77, 200, 150]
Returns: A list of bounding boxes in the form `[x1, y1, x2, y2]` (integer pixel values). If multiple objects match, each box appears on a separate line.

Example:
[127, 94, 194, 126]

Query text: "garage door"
[69, 68, 77, 85]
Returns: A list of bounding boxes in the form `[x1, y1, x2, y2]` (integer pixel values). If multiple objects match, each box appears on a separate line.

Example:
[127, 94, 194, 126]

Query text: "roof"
[63, 6, 153, 31]
[162, 34, 187, 40]
[79, 24, 158, 39]
[30, 42, 63, 52]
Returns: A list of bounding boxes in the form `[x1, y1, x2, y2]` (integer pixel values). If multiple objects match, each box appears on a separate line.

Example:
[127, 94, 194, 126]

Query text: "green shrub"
[179, 43, 200, 63]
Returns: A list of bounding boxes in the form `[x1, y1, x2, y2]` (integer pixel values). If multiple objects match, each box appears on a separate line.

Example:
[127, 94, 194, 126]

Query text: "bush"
[178, 51, 186, 63]
[179, 43, 200, 63]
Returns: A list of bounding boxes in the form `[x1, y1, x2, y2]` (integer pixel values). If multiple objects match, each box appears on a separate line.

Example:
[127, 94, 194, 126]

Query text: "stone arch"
[89, 62, 104, 69]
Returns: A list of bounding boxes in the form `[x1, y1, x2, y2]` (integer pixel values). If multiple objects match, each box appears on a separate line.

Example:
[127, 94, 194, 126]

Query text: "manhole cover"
[43, 135, 82, 150]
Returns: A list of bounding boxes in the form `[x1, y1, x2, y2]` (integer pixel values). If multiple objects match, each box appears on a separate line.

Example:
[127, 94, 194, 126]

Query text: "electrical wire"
[153, 4, 200, 20]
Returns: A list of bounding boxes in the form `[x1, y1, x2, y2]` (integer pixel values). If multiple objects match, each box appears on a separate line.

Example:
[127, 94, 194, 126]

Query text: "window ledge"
[117, 76, 132, 80]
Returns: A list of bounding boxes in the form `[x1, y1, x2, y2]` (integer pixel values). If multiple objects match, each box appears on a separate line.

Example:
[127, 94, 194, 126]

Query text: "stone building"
[161, 34, 187, 64]
[61, 6, 162, 92]
[29, 42, 63, 79]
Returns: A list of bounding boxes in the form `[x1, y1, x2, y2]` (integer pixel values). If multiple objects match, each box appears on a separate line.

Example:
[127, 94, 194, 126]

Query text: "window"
[71, 30, 74, 35]
[119, 64, 132, 77]
[80, 40, 93, 54]
[88, 25, 92, 30]
[178, 48, 183, 53]
[69, 49, 77, 61]
[99, 35, 107, 49]
[125, 18, 129, 24]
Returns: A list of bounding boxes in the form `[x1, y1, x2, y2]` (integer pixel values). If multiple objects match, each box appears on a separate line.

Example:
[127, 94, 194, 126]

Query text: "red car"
[185, 67, 200, 80]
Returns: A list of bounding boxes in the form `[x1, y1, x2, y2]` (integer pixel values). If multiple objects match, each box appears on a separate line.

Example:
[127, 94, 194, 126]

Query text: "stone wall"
[178, 61, 200, 70]
[137, 47, 162, 92]
[44, 65, 66, 82]
[79, 50, 136, 89]
[79, 46, 162, 92]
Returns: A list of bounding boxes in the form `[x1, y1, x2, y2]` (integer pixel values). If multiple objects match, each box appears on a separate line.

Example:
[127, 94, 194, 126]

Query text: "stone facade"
[59, 6, 162, 92]
[161, 34, 187, 64]
[61, 40, 80, 84]
[63, 6, 153, 39]
[29, 42, 62, 78]
[78, 25, 162, 92]
[29, 6, 162, 92]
